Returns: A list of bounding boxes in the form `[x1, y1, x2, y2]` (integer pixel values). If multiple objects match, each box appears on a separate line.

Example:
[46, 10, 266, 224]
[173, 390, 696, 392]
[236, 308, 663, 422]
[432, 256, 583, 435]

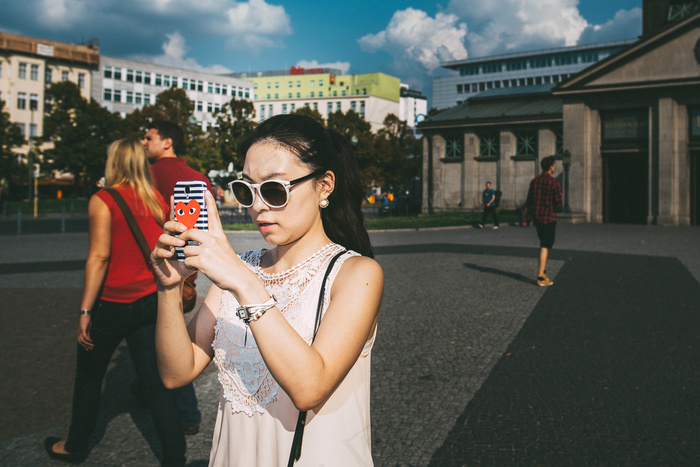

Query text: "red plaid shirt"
[526, 171, 562, 226]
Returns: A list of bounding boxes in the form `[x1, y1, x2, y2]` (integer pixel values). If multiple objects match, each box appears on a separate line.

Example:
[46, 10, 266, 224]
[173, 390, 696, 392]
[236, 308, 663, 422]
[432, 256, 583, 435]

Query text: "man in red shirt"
[142, 120, 208, 435]
[526, 156, 563, 287]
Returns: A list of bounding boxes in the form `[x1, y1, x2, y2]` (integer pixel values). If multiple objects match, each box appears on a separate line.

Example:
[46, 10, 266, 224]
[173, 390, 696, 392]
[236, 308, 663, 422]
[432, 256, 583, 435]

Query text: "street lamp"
[562, 149, 571, 213]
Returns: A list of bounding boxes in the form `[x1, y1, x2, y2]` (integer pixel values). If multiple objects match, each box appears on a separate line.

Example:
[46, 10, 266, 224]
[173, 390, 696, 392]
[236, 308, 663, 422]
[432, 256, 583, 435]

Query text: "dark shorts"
[536, 222, 557, 249]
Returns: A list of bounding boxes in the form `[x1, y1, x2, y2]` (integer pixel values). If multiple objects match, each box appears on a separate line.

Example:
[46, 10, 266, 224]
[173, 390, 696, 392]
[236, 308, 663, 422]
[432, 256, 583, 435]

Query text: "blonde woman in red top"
[45, 139, 186, 466]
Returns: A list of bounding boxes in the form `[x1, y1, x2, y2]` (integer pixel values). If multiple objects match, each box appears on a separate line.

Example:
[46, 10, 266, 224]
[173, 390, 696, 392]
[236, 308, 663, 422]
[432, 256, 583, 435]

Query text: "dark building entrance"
[691, 150, 700, 226]
[603, 152, 649, 224]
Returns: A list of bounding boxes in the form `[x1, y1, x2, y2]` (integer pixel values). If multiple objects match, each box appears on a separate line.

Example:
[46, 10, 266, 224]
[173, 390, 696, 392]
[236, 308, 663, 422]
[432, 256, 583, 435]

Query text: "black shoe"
[183, 425, 200, 436]
[44, 437, 86, 464]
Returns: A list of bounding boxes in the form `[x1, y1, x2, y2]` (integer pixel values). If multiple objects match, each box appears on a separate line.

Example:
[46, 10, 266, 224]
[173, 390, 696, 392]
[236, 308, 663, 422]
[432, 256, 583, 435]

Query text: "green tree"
[375, 113, 422, 195]
[291, 106, 325, 126]
[212, 98, 257, 174]
[0, 99, 26, 199]
[326, 110, 378, 194]
[43, 81, 126, 195]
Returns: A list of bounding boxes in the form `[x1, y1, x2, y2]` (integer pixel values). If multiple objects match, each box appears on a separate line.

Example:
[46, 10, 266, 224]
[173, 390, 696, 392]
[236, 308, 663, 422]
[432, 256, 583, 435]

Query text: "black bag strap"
[287, 249, 347, 467]
[104, 188, 152, 269]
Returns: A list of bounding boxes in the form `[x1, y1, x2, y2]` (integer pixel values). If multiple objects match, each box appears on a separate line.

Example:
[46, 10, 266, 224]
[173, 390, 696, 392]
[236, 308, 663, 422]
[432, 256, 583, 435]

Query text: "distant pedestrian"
[525, 156, 563, 286]
[44, 139, 186, 466]
[142, 120, 206, 435]
[478, 181, 499, 229]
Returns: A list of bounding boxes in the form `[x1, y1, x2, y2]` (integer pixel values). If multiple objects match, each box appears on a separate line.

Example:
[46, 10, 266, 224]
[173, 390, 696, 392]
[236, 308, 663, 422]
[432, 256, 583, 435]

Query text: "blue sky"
[0, 0, 642, 105]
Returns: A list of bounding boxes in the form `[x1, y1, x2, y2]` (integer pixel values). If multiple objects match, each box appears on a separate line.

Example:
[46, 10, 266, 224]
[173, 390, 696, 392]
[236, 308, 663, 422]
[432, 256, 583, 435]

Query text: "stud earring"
[319, 198, 329, 208]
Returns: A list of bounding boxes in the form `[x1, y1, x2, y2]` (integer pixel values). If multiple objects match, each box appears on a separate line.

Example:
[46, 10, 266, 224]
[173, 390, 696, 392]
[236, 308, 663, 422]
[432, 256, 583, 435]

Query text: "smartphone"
[173, 180, 208, 261]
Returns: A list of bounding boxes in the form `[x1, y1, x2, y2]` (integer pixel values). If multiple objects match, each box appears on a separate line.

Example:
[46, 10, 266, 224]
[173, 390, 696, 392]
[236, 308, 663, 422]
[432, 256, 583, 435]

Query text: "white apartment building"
[432, 39, 638, 110]
[0, 32, 97, 148]
[93, 56, 254, 131]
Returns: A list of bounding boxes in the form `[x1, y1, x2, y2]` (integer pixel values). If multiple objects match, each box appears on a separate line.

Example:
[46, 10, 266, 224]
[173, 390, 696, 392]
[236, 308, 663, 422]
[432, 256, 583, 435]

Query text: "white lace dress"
[209, 243, 376, 466]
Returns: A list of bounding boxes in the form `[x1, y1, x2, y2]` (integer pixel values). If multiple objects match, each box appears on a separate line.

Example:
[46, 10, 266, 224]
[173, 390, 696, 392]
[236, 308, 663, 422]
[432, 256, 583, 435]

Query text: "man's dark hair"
[147, 120, 185, 156]
[541, 156, 555, 172]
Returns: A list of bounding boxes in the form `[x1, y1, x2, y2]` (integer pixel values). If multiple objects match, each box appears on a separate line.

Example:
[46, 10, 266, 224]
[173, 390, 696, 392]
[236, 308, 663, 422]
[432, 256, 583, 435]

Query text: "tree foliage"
[0, 99, 26, 189]
[43, 81, 126, 194]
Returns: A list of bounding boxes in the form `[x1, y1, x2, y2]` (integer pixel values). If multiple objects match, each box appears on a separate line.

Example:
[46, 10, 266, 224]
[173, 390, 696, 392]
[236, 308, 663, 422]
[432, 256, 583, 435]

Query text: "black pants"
[482, 206, 499, 226]
[64, 293, 186, 466]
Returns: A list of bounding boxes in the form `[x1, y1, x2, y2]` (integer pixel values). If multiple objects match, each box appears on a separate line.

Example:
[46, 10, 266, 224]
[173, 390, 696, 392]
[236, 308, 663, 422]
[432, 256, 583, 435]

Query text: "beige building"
[419, 3, 700, 226]
[0, 32, 98, 152]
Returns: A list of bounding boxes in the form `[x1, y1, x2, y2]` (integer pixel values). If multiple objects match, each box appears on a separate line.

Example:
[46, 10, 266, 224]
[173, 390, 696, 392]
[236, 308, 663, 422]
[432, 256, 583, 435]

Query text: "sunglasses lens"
[231, 181, 254, 207]
[260, 181, 288, 207]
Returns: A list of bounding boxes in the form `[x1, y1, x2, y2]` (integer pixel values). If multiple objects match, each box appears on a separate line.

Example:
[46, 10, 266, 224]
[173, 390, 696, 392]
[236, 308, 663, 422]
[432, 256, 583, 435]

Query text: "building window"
[62, 70, 69, 81]
[444, 135, 464, 159]
[360, 101, 365, 118]
[333, 91, 337, 96]
[207, 102, 213, 112]
[29, 94, 39, 111]
[78, 73, 86, 89]
[104, 89, 112, 101]
[288, 81, 292, 88]
[319, 91, 323, 97]
[275, 93, 279, 99]
[310, 80, 315, 87]
[554, 53, 578, 66]
[114, 67, 122, 80]
[351, 101, 356, 111]
[319, 80, 324, 87]
[482, 62, 502, 74]
[103, 66, 112, 79]
[296, 81, 301, 87]
[181, 78, 188, 89]
[155, 74, 162, 86]
[197, 101, 203, 112]
[291, 103, 295, 111]
[144, 94, 151, 105]
[327, 102, 333, 114]
[260, 105, 265, 119]
[45, 68, 52, 84]
[126, 69, 134, 82]
[288, 93, 292, 98]
[282, 103, 288, 114]
[164, 75, 171, 87]
[313, 102, 318, 111]
[215, 84, 221, 94]
[30, 64, 39, 80]
[197, 80, 203, 91]
[125, 91, 133, 103]
[478, 133, 499, 158]
[341, 91, 346, 96]
[336, 102, 341, 111]
[515, 131, 537, 157]
[554, 129, 564, 155]
[144, 72, 151, 84]
[17, 123, 25, 137]
[506, 60, 527, 71]
[363, 88, 367, 95]
[17, 92, 26, 110]
[214, 103, 220, 113]
[30, 123, 37, 139]
[113, 90, 121, 102]
[457, 84, 464, 94]
[459, 65, 480, 76]
[529, 56, 551, 68]
[208, 82, 214, 93]
[135, 92, 142, 105]
[580, 51, 599, 63]
[19, 62, 27, 79]
[296, 92, 300, 98]
[135, 70, 142, 83]
[310, 92, 315, 97]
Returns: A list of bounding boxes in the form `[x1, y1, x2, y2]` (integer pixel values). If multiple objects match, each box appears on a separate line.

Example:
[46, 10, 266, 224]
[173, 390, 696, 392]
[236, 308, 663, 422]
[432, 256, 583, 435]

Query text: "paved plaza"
[0, 220, 698, 466]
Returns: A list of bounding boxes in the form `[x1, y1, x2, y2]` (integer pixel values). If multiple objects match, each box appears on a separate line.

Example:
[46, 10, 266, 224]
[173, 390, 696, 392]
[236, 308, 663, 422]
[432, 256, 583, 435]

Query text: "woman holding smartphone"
[152, 114, 384, 465]
[45, 139, 186, 466]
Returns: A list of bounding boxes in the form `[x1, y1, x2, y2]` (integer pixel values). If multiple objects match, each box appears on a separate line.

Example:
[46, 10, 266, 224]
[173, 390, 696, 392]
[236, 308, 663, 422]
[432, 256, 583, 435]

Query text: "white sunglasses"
[228, 170, 323, 208]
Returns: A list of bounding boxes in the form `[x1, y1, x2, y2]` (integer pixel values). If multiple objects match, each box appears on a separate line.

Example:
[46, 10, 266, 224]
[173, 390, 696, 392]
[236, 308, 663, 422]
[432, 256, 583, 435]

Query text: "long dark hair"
[241, 114, 374, 258]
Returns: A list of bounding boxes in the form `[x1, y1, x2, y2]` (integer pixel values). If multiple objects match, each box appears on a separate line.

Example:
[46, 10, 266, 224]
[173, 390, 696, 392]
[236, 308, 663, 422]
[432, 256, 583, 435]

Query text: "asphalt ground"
[0, 221, 698, 466]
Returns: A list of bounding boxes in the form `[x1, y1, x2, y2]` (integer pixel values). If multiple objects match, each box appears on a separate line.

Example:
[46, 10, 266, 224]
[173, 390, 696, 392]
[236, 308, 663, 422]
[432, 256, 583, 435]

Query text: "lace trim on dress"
[212, 243, 351, 416]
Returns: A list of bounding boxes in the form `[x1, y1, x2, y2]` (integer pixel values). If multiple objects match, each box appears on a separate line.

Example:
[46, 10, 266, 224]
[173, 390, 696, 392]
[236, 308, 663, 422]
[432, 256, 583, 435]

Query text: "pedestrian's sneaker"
[537, 276, 553, 287]
[477, 224, 484, 229]
[492, 225, 499, 230]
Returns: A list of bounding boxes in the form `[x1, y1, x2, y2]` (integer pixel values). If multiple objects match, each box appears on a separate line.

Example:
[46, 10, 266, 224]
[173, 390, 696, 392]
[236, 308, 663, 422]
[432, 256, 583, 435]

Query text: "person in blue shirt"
[478, 181, 499, 229]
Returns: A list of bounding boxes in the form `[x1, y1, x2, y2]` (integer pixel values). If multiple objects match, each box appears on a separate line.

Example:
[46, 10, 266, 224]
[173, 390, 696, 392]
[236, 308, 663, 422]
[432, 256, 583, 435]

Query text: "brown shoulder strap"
[104, 188, 152, 269]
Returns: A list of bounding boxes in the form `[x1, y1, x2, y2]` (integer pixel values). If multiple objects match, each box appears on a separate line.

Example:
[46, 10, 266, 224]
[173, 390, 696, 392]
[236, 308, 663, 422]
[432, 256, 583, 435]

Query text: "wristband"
[80, 310, 91, 315]
[236, 295, 277, 324]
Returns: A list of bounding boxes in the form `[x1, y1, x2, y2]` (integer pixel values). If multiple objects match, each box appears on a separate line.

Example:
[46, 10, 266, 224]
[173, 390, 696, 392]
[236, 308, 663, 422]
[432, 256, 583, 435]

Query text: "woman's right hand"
[150, 220, 194, 289]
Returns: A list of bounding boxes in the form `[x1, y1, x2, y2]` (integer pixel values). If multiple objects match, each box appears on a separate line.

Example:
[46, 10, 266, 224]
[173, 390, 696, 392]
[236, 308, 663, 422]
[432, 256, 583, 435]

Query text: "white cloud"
[38, 0, 86, 29]
[296, 60, 351, 75]
[131, 32, 232, 74]
[447, 0, 588, 56]
[358, 8, 468, 72]
[219, 0, 292, 51]
[578, 8, 642, 44]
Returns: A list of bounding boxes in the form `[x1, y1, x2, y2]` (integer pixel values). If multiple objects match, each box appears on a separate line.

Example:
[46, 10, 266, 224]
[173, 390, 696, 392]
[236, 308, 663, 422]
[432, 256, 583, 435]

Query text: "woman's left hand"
[76, 314, 94, 350]
[179, 191, 253, 293]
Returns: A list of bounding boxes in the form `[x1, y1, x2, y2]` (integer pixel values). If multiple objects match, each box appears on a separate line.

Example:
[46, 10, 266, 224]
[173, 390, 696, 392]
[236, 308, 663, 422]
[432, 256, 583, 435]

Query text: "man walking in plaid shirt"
[526, 156, 563, 286]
